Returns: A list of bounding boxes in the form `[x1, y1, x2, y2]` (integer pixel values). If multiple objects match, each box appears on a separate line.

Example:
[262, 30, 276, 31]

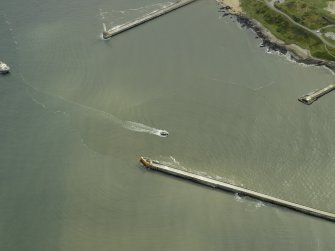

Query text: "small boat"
[160, 130, 169, 137]
[0, 61, 10, 74]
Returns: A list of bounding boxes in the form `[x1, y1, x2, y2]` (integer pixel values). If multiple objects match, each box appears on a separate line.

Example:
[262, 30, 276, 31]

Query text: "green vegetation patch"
[321, 26, 335, 33]
[276, 0, 335, 30]
[239, 0, 335, 60]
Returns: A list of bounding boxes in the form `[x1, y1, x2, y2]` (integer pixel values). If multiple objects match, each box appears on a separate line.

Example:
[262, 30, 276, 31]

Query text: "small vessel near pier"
[298, 84, 335, 105]
[0, 61, 10, 74]
[159, 130, 169, 137]
[139, 156, 335, 222]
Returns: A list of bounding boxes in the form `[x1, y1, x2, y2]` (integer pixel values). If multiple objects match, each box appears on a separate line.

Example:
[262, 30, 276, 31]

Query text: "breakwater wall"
[298, 84, 335, 105]
[103, 0, 199, 39]
[140, 157, 335, 222]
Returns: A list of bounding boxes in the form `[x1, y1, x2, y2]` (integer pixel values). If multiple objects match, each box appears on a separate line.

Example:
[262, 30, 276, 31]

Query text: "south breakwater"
[140, 157, 335, 222]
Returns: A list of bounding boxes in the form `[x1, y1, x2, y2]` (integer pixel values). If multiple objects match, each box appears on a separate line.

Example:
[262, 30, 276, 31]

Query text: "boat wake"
[206, 76, 276, 92]
[1, 11, 19, 49]
[123, 121, 169, 137]
[20, 74, 168, 138]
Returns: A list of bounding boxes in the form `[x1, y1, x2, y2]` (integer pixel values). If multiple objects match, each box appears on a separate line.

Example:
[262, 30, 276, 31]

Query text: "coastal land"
[218, 0, 335, 70]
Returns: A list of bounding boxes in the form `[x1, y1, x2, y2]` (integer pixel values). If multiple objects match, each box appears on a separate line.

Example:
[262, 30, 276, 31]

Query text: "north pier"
[103, 0, 199, 39]
[140, 157, 335, 222]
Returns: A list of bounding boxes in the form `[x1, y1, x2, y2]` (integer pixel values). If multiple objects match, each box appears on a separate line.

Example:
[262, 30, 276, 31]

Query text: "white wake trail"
[20, 74, 168, 137]
[123, 121, 168, 137]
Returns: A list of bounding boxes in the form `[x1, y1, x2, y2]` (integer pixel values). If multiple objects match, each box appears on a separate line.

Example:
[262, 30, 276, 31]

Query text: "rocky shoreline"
[218, 4, 335, 71]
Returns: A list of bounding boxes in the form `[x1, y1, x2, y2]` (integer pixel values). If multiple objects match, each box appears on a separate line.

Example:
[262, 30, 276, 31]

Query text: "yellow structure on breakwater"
[140, 157, 335, 222]
[103, 0, 200, 39]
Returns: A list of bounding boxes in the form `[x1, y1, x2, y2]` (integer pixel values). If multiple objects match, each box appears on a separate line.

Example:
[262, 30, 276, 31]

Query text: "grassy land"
[239, 0, 335, 60]
[275, 0, 335, 30]
[321, 26, 335, 33]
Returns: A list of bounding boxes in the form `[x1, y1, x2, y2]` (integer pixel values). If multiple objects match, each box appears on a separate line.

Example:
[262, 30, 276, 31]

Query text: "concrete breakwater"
[298, 84, 335, 105]
[140, 157, 335, 222]
[103, 0, 199, 39]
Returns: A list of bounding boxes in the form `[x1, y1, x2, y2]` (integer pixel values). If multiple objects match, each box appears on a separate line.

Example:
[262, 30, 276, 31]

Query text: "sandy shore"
[286, 44, 310, 59]
[217, 0, 242, 13]
[326, 1, 335, 15]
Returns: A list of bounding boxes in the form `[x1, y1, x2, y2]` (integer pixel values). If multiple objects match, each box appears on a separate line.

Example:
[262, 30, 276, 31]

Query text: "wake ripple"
[1, 11, 19, 49]
[20, 74, 168, 138]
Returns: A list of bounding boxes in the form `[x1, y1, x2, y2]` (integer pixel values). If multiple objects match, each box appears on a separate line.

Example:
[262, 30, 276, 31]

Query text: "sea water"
[0, 0, 335, 250]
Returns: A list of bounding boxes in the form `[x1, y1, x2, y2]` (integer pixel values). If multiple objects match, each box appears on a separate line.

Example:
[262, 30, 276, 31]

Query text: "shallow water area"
[1, 0, 335, 250]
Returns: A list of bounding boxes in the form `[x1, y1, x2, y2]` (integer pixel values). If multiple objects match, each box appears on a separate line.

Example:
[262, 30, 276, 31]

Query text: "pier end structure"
[102, 31, 113, 39]
[139, 157, 335, 222]
[102, 0, 199, 39]
[298, 84, 335, 105]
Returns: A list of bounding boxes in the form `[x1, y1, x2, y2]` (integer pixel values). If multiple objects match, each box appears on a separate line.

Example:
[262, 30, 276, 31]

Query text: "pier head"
[102, 31, 113, 40]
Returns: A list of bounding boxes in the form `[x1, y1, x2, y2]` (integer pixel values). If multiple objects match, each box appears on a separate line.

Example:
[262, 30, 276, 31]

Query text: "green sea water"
[1, 0, 335, 250]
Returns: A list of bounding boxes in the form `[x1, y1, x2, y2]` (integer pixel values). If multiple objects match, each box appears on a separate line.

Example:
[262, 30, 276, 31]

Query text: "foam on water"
[255, 201, 265, 208]
[264, 45, 335, 77]
[98, 1, 174, 29]
[153, 156, 185, 169]
[205, 76, 276, 92]
[170, 156, 180, 166]
[234, 193, 244, 202]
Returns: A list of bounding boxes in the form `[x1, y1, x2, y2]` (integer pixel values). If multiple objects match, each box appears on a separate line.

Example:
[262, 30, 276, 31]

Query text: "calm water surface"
[1, 0, 335, 250]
